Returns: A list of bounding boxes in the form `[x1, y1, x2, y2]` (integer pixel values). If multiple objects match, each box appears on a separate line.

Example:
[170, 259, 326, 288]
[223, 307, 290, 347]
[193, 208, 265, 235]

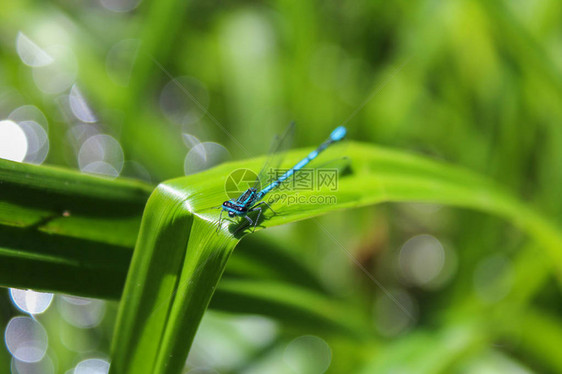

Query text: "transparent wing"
[253, 122, 295, 191]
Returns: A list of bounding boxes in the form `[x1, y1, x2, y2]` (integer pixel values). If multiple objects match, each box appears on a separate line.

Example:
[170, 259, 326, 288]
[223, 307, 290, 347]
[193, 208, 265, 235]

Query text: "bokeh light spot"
[12, 355, 54, 374]
[78, 134, 124, 175]
[58, 296, 106, 328]
[184, 142, 229, 175]
[399, 234, 445, 287]
[0, 120, 28, 162]
[9, 289, 54, 315]
[283, 335, 332, 374]
[182, 133, 201, 149]
[81, 161, 119, 178]
[9, 105, 49, 131]
[5, 317, 48, 363]
[16, 32, 54, 67]
[230, 316, 277, 347]
[69, 85, 97, 123]
[18, 121, 49, 164]
[74, 358, 110, 374]
[8, 105, 49, 164]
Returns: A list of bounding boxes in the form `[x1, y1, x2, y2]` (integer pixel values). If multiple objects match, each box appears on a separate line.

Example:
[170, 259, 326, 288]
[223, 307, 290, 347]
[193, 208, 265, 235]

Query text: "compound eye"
[228, 211, 235, 218]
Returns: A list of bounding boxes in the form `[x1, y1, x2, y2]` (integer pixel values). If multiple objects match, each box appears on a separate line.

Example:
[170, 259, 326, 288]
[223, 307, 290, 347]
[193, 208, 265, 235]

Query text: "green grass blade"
[0, 224, 131, 298]
[0, 158, 152, 246]
[0, 158, 151, 296]
[211, 279, 369, 336]
[110, 141, 562, 374]
[0, 159, 330, 328]
[108, 182, 236, 374]
[1, 143, 560, 374]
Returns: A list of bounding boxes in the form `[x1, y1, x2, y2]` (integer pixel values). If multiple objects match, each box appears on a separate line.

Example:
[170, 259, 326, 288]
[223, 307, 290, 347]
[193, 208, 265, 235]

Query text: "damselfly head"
[228, 211, 235, 218]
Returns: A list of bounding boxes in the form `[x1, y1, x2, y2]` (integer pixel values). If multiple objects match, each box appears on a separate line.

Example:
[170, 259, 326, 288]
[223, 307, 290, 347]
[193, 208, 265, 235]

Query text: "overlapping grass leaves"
[0, 141, 560, 374]
[0, 159, 151, 297]
[109, 141, 561, 374]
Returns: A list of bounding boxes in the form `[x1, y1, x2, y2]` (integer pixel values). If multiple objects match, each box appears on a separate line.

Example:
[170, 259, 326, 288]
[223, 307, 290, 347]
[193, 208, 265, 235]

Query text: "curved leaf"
[110, 141, 562, 374]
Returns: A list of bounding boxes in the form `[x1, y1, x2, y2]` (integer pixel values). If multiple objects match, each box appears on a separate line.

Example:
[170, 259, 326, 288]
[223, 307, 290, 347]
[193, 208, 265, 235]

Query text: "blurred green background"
[1, 0, 562, 373]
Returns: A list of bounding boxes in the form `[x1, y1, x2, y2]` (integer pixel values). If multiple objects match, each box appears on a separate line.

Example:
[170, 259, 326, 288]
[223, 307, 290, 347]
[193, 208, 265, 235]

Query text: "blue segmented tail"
[257, 126, 347, 198]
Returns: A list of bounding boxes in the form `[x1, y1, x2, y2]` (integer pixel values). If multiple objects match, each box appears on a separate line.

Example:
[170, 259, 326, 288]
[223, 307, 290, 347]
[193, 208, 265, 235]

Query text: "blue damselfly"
[218, 124, 347, 231]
